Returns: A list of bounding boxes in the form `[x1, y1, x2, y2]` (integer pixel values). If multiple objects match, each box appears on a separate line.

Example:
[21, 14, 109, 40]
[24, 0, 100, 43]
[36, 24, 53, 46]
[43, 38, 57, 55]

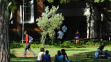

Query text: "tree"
[36, 6, 64, 47]
[0, 0, 10, 62]
[0, 0, 17, 61]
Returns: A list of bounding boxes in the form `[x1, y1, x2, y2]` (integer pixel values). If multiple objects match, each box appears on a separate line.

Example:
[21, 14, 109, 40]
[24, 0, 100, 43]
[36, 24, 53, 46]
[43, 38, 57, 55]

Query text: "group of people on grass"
[35, 48, 69, 62]
[22, 31, 111, 62]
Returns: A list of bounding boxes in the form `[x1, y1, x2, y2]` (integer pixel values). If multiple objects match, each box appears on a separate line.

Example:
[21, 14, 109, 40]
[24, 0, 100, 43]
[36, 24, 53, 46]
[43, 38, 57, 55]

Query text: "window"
[20, 0, 34, 24]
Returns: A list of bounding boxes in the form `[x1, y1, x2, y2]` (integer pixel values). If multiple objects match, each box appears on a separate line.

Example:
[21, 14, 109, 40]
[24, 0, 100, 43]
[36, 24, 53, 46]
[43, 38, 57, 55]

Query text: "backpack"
[28, 35, 33, 44]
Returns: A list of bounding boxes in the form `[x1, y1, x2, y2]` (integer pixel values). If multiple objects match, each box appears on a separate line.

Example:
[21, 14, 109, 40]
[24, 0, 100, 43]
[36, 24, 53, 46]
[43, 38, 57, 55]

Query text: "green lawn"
[10, 47, 111, 62]
[10, 57, 111, 62]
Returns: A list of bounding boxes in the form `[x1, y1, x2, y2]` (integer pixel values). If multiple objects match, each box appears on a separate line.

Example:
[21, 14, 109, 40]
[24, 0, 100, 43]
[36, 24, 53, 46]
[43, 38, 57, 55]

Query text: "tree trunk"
[43, 36, 46, 48]
[0, 0, 10, 62]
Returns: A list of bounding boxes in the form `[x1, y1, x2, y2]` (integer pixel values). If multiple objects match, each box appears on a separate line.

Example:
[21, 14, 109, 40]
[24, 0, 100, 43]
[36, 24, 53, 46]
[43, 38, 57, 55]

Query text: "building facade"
[9, 0, 110, 41]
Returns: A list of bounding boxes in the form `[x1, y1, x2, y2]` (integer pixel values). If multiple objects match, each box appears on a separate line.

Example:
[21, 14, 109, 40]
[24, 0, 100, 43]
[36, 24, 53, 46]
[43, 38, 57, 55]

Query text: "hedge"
[10, 40, 111, 49]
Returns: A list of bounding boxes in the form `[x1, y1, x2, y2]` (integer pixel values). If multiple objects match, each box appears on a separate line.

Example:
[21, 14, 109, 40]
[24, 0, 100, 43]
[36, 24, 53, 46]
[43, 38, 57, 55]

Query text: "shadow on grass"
[72, 50, 111, 56]
[69, 57, 111, 62]
[72, 51, 95, 56]
[10, 50, 17, 58]
[65, 48, 88, 51]
[10, 57, 111, 62]
[10, 53, 17, 58]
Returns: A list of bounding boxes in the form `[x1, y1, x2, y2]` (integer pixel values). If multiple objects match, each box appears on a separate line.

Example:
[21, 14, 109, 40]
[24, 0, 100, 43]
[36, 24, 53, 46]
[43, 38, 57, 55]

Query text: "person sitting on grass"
[95, 45, 111, 59]
[61, 49, 69, 62]
[43, 50, 52, 62]
[54, 51, 63, 62]
[35, 48, 44, 62]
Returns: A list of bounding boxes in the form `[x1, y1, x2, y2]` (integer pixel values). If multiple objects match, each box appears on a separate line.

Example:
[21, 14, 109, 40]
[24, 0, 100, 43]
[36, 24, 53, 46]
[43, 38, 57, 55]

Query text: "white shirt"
[57, 31, 64, 39]
[37, 52, 44, 61]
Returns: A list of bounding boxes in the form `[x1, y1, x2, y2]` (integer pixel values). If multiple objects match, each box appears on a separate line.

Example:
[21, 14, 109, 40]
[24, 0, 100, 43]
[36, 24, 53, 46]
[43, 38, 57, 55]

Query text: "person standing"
[57, 30, 64, 44]
[75, 30, 80, 44]
[22, 31, 36, 57]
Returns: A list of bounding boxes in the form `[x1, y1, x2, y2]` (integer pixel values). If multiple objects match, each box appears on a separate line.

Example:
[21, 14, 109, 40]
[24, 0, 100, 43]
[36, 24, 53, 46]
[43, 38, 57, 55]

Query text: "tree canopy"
[36, 6, 64, 47]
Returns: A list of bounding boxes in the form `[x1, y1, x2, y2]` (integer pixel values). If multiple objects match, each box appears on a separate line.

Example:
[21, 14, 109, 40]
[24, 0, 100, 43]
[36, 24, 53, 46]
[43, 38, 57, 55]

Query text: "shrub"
[10, 43, 25, 49]
[85, 40, 95, 46]
[59, 41, 71, 48]
[101, 40, 109, 46]
[95, 42, 101, 47]
[32, 41, 40, 44]
[10, 43, 57, 48]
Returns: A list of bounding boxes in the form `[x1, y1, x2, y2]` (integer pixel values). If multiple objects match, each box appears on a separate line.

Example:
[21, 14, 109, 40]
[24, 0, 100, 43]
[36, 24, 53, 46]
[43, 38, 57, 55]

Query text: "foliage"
[10, 40, 111, 48]
[95, 42, 101, 47]
[85, 40, 110, 46]
[42, 0, 72, 4]
[94, 0, 105, 3]
[85, 40, 95, 46]
[10, 43, 56, 48]
[36, 6, 64, 47]
[32, 41, 41, 44]
[10, 43, 25, 49]
[59, 41, 71, 48]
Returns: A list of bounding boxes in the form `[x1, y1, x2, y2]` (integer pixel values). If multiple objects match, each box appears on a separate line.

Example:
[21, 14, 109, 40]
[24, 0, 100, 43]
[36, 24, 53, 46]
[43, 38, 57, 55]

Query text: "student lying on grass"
[95, 45, 111, 59]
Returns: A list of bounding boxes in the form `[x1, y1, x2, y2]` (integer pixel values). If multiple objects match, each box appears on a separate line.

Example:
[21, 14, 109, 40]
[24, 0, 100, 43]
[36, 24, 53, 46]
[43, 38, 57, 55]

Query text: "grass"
[10, 47, 111, 57]
[10, 57, 111, 62]
[10, 47, 111, 62]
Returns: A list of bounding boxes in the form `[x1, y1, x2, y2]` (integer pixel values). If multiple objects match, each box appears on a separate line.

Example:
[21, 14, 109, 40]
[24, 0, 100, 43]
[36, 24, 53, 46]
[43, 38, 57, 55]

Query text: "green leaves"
[36, 6, 64, 46]
[94, 0, 111, 3]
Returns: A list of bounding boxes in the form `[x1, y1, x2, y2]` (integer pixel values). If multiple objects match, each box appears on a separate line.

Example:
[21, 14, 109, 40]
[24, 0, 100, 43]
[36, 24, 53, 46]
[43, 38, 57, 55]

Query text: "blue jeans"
[35, 60, 41, 62]
[103, 50, 111, 57]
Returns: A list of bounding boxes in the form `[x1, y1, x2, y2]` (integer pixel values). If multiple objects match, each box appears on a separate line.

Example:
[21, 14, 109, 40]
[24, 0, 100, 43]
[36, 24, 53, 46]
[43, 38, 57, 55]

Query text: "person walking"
[22, 31, 36, 57]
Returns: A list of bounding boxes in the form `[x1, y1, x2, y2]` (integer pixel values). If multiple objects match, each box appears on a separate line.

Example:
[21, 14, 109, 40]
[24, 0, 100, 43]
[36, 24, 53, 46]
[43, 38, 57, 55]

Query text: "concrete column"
[84, 3, 97, 38]
[90, 7, 97, 38]
[84, 3, 90, 38]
